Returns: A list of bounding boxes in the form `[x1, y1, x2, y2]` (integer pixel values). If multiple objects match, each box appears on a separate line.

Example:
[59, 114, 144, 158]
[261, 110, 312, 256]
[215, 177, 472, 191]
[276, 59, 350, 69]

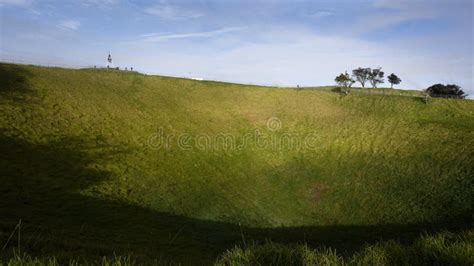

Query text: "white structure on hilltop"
[106, 52, 114, 68]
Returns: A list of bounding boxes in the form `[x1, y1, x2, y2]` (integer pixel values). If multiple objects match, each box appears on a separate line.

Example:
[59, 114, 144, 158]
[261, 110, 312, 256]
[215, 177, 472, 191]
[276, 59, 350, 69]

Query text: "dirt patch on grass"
[309, 183, 327, 203]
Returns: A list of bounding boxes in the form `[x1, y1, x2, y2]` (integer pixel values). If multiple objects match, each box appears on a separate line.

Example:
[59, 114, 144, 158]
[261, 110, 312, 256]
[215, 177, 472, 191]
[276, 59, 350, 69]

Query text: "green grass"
[217, 230, 474, 266]
[0, 63, 473, 264]
[1, 253, 140, 266]
[2, 230, 472, 265]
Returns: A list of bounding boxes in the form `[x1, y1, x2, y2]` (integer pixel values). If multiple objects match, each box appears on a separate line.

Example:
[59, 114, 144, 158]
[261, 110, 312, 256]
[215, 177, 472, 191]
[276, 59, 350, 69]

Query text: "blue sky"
[1, 0, 473, 96]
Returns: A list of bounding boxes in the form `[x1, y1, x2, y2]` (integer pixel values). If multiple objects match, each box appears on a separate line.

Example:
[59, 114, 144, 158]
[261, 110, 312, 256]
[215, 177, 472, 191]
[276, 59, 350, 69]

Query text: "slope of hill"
[0, 63, 473, 264]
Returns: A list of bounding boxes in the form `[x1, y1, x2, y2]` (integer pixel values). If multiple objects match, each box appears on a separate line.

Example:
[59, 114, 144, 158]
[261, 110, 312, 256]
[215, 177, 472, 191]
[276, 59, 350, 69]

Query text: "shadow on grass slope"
[0, 64, 38, 105]
[0, 130, 470, 265]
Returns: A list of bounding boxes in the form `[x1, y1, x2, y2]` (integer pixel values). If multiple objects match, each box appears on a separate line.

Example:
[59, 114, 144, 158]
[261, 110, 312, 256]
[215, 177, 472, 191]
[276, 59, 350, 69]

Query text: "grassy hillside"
[0, 63, 473, 264]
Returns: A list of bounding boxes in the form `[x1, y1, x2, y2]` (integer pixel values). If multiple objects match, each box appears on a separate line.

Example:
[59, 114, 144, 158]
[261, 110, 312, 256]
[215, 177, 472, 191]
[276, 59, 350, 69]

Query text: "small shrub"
[425, 84, 466, 99]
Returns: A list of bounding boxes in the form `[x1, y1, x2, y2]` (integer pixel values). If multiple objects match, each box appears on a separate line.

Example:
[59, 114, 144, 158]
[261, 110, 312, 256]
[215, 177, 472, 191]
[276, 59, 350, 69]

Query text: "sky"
[1, 0, 473, 96]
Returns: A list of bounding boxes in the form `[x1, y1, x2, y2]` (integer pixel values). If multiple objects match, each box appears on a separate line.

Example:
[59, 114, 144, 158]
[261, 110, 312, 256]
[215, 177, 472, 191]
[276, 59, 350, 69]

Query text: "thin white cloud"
[373, 0, 410, 9]
[344, 0, 442, 36]
[60, 20, 81, 31]
[144, 5, 204, 20]
[308, 10, 335, 19]
[372, 0, 446, 10]
[0, 0, 33, 7]
[350, 9, 438, 35]
[139, 27, 246, 42]
[79, 0, 119, 8]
